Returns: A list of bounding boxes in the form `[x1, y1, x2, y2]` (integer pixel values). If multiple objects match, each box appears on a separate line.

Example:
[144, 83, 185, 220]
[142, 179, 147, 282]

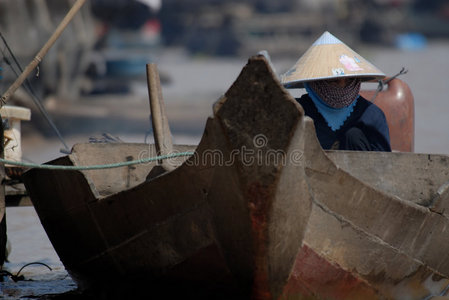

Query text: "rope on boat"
[0, 151, 194, 171]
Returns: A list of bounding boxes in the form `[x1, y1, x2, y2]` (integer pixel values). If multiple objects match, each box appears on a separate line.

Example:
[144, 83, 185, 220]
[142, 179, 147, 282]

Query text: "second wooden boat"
[206, 55, 449, 299]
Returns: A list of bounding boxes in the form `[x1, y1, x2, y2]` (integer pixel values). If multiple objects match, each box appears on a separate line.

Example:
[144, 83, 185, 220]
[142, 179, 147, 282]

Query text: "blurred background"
[0, 0, 449, 162]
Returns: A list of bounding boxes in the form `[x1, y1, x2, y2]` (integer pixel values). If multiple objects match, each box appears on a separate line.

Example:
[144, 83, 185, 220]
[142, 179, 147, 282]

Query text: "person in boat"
[281, 31, 391, 152]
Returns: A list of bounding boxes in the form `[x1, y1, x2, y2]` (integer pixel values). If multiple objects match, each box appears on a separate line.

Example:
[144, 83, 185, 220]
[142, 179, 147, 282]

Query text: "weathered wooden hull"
[206, 56, 449, 299]
[289, 148, 449, 299]
[22, 55, 449, 299]
[22, 142, 235, 296]
[205, 56, 313, 299]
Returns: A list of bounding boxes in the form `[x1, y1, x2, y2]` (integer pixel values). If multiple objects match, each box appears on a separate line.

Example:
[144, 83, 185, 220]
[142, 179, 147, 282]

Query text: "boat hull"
[22, 142, 235, 295]
[206, 56, 313, 299]
[289, 122, 449, 299]
[208, 56, 449, 299]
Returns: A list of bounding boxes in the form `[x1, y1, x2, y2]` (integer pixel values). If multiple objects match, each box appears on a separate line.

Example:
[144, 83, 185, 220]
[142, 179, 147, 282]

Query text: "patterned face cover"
[307, 78, 361, 108]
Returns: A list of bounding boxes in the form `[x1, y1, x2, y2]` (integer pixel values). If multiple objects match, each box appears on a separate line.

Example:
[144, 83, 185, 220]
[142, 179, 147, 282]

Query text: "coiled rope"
[0, 151, 194, 171]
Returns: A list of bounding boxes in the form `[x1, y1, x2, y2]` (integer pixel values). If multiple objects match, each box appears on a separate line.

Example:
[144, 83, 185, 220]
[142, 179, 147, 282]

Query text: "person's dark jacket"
[296, 94, 391, 151]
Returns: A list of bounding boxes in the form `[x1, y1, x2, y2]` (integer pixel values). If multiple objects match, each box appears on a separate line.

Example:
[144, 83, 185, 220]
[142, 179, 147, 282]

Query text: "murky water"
[1, 207, 77, 299]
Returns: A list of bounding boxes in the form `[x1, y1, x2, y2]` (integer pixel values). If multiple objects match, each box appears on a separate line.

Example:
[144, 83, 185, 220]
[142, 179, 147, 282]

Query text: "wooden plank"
[146, 63, 175, 174]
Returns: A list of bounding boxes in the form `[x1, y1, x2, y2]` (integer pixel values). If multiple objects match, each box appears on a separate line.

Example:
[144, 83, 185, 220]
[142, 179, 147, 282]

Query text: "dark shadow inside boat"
[326, 150, 449, 207]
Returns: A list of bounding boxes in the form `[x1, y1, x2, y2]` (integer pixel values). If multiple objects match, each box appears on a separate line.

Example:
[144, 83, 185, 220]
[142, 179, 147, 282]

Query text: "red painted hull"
[282, 244, 379, 300]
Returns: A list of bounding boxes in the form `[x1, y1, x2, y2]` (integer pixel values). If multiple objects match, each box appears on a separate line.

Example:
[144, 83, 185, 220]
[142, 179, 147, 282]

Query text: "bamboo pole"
[0, 0, 88, 106]
[146, 63, 175, 172]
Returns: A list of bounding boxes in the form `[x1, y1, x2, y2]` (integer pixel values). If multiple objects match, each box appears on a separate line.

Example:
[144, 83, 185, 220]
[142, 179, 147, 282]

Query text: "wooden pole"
[146, 63, 175, 172]
[0, 0, 88, 106]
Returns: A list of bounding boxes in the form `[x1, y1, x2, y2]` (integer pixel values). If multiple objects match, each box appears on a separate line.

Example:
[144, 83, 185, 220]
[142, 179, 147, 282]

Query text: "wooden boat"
[21, 142, 237, 297]
[22, 55, 449, 299]
[206, 56, 449, 299]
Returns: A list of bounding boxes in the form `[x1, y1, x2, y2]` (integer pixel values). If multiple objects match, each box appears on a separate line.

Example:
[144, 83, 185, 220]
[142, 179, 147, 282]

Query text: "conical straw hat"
[281, 31, 385, 88]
